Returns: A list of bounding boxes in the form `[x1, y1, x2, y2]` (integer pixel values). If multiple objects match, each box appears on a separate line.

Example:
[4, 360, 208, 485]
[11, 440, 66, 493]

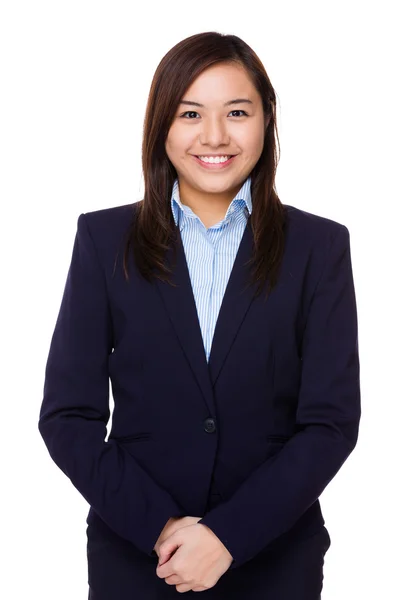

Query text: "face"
[165, 62, 269, 207]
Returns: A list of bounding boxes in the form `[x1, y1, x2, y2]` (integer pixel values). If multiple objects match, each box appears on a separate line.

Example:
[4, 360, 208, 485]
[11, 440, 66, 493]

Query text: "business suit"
[39, 190, 360, 598]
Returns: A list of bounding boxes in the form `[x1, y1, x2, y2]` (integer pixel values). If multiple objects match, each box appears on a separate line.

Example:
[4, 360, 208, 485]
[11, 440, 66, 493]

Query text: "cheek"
[167, 134, 191, 157]
[243, 129, 264, 149]
[240, 120, 265, 144]
[165, 126, 182, 151]
[242, 135, 265, 162]
[165, 136, 174, 158]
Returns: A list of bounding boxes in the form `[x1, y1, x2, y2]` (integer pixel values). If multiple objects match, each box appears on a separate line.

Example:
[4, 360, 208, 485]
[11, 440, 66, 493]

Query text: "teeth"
[198, 155, 231, 164]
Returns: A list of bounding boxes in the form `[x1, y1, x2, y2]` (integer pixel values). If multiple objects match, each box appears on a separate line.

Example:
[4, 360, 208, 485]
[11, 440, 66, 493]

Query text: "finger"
[157, 555, 168, 567]
[158, 549, 177, 567]
[157, 542, 181, 575]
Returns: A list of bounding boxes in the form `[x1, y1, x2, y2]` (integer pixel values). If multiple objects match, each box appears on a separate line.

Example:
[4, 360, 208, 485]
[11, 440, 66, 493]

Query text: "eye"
[229, 110, 248, 118]
[179, 111, 200, 119]
[179, 110, 248, 119]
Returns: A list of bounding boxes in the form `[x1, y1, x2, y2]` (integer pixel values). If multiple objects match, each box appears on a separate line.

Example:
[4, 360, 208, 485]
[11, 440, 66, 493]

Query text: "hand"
[153, 516, 202, 559]
[156, 522, 233, 593]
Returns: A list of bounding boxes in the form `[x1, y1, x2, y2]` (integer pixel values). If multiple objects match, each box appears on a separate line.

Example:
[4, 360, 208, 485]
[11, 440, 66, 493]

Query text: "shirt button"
[204, 418, 216, 433]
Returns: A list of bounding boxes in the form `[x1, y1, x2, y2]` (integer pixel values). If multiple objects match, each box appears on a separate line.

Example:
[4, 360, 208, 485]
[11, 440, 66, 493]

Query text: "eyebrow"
[179, 98, 253, 108]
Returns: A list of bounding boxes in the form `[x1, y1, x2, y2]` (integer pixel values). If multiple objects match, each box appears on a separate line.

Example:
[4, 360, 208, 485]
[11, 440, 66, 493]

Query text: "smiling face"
[165, 61, 269, 213]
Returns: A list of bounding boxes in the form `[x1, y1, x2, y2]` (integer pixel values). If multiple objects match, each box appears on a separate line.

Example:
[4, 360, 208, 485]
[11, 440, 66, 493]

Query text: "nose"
[198, 117, 230, 147]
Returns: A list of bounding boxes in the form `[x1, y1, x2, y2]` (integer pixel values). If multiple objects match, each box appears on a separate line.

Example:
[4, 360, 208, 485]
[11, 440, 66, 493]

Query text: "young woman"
[38, 31, 360, 599]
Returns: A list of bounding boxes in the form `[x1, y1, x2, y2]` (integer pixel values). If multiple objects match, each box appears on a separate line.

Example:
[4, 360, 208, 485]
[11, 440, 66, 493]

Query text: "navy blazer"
[38, 201, 360, 571]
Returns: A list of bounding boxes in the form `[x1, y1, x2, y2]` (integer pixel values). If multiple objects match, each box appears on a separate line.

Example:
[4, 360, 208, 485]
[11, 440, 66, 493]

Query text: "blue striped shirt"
[170, 176, 252, 362]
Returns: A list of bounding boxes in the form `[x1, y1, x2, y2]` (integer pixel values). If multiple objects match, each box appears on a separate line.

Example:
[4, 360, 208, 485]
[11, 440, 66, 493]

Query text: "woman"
[38, 31, 361, 599]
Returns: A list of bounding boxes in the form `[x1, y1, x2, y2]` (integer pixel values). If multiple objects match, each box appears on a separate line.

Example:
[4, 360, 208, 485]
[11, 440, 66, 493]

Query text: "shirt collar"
[171, 176, 252, 231]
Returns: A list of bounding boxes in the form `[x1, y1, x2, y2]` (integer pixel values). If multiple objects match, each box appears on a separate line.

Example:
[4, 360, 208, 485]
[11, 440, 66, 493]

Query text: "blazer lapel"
[207, 218, 256, 387]
[155, 218, 256, 414]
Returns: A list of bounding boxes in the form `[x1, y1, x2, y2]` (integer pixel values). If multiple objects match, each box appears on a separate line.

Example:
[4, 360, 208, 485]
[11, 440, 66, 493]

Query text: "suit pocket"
[110, 432, 152, 443]
[266, 434, 291, 443]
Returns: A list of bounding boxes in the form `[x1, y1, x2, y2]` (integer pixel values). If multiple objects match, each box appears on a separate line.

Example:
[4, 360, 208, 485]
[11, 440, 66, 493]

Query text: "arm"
[198, 224, 361, 569]
[38, 213, 186, 557]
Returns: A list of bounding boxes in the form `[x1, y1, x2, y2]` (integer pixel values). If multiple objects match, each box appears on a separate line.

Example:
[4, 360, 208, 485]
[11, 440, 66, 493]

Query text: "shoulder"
[281, 204, 352, 290]
[82, 201, 138, 237]
[77, 201, 139, 266]
[283, 203, 349, 238]
[282, 203, 350, 255]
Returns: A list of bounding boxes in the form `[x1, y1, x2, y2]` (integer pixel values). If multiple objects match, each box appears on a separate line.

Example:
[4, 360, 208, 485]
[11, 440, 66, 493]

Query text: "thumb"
[158, 536, 180, 567]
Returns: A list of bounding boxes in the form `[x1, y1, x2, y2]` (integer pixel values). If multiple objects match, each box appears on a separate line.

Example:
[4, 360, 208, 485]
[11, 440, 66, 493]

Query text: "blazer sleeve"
[198, 224, 361, 569]
[38, 213, 186, 557]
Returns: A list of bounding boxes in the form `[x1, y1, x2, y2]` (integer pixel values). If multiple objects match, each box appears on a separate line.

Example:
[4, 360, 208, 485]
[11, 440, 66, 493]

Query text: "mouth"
[192, 155, 237, 169]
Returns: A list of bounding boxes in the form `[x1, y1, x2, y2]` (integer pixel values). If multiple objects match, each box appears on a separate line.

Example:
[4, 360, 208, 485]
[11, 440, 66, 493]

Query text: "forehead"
[182, 63, 259, 105]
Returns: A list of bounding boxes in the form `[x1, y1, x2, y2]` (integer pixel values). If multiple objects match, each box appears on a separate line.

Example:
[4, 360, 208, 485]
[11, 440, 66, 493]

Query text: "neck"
[178, 180, 240, 221]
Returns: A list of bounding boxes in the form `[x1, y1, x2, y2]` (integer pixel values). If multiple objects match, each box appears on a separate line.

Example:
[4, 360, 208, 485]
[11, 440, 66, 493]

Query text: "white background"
[1, 1, 413, 598]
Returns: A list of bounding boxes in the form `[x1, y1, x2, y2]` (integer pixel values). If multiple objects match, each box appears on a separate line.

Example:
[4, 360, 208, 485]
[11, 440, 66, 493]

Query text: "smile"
[192, 155, 237, 169]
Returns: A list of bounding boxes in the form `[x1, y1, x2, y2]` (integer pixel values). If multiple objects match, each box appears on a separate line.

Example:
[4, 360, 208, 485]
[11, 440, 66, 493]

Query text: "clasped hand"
[153, 516, 233, 593]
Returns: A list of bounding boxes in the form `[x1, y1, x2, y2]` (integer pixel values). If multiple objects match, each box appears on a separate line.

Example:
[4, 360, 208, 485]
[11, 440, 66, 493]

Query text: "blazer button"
[204, 418, 216, 433]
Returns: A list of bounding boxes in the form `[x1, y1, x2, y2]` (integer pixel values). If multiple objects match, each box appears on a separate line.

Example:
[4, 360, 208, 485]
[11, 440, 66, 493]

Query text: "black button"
[204, 418, 216, 433]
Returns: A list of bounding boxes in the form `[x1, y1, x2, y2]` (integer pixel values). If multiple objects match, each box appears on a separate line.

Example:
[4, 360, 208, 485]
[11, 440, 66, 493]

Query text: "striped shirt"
[170, 176, 252, 362]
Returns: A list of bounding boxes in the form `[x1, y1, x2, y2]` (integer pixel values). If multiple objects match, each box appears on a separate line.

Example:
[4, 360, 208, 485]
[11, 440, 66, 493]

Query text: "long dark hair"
[122, 31, 286, 301]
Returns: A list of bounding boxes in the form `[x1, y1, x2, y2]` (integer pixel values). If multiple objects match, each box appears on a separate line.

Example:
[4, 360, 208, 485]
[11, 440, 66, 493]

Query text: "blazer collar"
[170, 176, 253, 231]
